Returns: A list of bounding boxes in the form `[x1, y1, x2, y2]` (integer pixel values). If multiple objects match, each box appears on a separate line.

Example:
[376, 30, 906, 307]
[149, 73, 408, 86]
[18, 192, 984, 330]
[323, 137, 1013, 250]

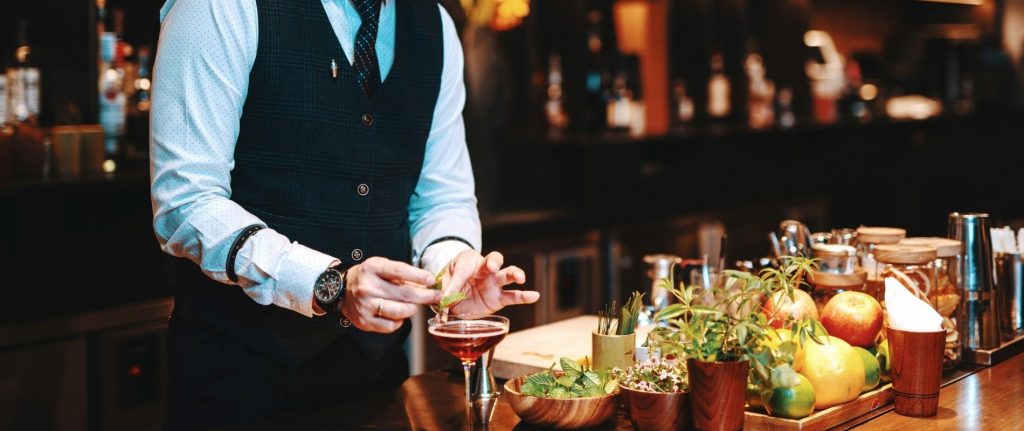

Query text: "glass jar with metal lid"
[898, 237, 964, 369]
[813, 244, 858, 274]
[857, 227, 907, 297]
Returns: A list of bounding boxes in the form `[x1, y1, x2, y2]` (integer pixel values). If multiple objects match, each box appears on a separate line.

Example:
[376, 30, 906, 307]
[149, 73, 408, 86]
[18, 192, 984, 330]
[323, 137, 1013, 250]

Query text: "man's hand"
[442, 250, 539, 317]
[340, 257, 441, 333]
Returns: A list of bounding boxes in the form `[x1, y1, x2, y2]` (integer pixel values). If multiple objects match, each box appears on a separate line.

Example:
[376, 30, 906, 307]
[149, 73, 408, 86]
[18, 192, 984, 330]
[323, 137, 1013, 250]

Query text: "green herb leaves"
[597, 291, 646, 335]
[432, 267, 467, 319]
[439, 292, 467, 309]
[519, 357, 618, 398]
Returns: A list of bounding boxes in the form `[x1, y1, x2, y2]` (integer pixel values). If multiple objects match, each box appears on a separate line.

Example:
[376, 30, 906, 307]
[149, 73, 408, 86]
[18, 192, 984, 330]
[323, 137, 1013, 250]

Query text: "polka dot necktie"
[352, 0, 383, 98]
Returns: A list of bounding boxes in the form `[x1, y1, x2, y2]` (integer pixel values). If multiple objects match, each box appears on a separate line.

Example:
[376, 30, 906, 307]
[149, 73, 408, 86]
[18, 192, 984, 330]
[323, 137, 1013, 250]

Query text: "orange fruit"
[801, 336, 865, 409]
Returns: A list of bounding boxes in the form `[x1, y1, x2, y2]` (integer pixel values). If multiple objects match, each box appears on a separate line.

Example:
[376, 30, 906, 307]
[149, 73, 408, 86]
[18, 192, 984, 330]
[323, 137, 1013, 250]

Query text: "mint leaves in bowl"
[504, 357, 620, 429]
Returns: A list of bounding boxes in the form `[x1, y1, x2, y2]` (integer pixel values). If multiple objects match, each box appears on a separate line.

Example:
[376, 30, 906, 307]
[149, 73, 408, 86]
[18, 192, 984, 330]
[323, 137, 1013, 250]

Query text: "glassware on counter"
[875, 244, 937, 302]
[899, 237, 964, 369]
[856, 226, 906, 296]
[808, 268, 868, 314]
[813, 244, 857, 274]
[429, 314, 510, 419]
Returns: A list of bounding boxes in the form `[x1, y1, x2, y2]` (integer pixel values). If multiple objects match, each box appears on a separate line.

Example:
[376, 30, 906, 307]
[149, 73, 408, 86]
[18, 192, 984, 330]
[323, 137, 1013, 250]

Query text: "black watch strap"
[315, 263, 348, 317]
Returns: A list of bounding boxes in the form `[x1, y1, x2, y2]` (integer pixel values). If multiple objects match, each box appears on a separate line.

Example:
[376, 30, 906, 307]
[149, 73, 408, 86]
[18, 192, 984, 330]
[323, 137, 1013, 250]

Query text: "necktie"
[352, 0, 383, 97]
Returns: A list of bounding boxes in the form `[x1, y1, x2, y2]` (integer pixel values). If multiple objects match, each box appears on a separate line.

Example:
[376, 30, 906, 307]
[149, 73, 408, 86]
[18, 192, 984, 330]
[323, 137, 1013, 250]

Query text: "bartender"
[150, 0, 539, 428]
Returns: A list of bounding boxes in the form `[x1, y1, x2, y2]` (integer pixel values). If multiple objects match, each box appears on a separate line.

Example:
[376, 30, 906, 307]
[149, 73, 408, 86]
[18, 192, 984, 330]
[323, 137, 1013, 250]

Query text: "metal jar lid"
[812, 244, 857, 258]
[899, 237, 963, 258]
[856, 226, 907, 244]
[874, 244, 938, 265]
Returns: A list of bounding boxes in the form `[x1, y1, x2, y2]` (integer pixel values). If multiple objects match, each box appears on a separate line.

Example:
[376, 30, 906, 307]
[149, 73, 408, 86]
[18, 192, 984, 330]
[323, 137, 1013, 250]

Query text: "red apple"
[820, 291, 884, 348]
[765, 289, 819, 329]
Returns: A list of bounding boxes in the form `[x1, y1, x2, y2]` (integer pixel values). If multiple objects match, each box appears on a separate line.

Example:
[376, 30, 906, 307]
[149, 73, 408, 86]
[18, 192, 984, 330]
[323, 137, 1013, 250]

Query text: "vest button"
[356, 183, 369, 196]
[339, 317, 352, 328]
[361, 114, 373, 127]
[351, 248, 364, 261]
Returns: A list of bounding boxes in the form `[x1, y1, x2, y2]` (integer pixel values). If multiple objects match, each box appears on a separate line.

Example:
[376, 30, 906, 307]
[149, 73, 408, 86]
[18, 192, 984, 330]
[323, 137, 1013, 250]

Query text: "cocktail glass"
[428, 315, 510, 407]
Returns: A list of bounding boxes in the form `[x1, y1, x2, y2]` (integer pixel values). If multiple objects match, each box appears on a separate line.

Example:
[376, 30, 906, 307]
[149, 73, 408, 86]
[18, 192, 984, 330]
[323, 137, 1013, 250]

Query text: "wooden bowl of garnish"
[504, 368, 620, 430]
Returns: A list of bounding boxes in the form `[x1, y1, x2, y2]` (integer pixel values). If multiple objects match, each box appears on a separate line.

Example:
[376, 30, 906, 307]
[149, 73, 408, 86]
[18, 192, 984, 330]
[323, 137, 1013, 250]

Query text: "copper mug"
[886, 326, 945, 417]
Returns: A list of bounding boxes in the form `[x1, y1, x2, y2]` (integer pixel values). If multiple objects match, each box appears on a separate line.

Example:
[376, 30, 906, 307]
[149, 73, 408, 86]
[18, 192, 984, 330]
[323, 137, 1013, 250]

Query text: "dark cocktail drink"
[429, 319, 508, 362]
[428, 315, 510, 408]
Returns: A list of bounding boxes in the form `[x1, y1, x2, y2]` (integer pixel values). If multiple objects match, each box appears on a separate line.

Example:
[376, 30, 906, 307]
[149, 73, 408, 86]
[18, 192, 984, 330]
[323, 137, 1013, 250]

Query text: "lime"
[853, 346, 880, 392]
[765, 374, 816, 419]
[747, 381, 766, 411]
[874, 340, 891, 384]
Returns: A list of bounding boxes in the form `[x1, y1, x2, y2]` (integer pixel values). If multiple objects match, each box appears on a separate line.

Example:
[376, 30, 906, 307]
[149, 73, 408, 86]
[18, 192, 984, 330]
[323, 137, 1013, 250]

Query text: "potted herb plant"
[615, 357, 690, 431]
[593, 292, 644, 370]
[654, 256, 819, 431]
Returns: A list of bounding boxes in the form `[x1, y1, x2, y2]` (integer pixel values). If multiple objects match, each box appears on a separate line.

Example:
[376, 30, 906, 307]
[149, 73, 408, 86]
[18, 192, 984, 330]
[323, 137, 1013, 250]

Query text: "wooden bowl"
[504, 374, 620, 430]
[619, 386, 691, 431]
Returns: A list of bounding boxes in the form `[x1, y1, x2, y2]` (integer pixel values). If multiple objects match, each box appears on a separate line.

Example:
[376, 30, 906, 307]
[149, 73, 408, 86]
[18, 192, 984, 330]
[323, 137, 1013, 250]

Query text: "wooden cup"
[592, 331, 635, 371]
[620, 386, 691, 431]
[886, 325, 945, 417]
[687, 359, 747, 431]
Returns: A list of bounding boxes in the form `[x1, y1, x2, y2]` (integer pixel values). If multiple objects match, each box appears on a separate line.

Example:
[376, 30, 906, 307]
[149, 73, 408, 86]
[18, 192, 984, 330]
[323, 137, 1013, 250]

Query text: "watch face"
[315, 270, 342, 303]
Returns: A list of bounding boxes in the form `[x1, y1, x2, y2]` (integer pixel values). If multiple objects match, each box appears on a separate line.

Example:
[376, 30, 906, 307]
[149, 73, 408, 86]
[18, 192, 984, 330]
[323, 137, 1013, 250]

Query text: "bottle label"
[0, 75, 7, 123]
[24, 68, 40, 117]
[8, 69, 28, 122]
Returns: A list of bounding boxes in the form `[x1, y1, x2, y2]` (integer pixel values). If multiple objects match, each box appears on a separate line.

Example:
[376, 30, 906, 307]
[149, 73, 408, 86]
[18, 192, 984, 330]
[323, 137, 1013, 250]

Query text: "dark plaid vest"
[166, 0, 443, 370]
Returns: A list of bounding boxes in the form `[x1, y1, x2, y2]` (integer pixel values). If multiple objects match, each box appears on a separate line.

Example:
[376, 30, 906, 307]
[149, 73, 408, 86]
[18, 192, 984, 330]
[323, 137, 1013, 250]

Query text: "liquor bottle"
[707, 52, 731, 120]
[0, 49, 8, 125]
[544, 53, 569, 136]
[8, 19, 41, 124]
[99, 32, 126, 157]
[606, 72, 633, 132]
[744, 51, 775, 129]
[579, 9, 611, 132]
[671, 79, 694, 124]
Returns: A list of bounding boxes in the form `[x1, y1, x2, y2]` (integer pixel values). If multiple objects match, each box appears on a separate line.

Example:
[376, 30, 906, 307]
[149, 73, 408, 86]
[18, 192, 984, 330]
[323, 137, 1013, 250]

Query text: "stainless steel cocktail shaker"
[948, 212, 1001, 349]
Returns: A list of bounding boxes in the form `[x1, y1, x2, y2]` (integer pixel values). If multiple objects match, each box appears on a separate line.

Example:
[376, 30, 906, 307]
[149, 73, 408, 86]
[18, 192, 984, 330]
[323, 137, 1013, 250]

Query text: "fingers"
[352, 314, 406, 334]
[483, 251, 504, 275]
[496, 266, 526, 286]
[375, 298, 418, 321]
[500, 289, 541, 306]
[365, 257, 436, 286]
[444, 252, 481, 294]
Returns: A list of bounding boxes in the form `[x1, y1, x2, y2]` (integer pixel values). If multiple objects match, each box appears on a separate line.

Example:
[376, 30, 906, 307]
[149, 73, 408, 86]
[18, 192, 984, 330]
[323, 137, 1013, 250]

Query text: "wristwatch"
[313, 262, 347, 317]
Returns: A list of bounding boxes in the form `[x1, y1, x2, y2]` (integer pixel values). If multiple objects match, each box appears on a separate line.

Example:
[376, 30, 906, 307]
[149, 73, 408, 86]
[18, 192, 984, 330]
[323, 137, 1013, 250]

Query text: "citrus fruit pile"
[753, 290, 890, 419]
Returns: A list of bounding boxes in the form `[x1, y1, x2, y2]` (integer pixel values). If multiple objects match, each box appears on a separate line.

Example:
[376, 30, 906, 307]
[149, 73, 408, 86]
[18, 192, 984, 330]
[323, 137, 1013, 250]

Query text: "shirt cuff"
[420, 240, 473, 275]
[272, 242, 337, 317]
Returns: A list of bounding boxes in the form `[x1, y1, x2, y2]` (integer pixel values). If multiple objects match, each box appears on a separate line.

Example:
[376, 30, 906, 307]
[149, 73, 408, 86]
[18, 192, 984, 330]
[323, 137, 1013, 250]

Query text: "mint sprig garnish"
[439, 292, 467, 309]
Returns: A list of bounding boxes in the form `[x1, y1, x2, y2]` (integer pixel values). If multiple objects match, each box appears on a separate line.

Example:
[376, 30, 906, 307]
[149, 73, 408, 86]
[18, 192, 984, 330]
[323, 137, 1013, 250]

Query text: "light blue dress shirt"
[151, 0, 480, 317]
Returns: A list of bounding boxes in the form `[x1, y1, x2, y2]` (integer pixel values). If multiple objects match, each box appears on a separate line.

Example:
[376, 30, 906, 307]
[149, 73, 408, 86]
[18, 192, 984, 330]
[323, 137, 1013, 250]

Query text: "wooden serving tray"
[744, 384, 893, 431]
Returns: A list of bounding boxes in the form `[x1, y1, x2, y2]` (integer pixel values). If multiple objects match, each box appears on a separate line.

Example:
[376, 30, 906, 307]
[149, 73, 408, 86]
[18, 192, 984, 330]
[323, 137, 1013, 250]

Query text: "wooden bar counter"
[222, 353, 1023, 430]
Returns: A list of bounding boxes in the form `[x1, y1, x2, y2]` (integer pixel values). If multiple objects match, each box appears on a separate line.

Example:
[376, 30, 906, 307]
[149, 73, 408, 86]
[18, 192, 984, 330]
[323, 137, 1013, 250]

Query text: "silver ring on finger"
[376, 298, 385, 317]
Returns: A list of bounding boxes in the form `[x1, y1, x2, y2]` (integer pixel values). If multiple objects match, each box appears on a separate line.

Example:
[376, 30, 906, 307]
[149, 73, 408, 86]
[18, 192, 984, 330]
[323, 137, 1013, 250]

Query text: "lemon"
[765, 374, 816, 419]
[853, 346, 880, 392]
[802, 336, 865, 409]
[766, 328, 806, 372]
